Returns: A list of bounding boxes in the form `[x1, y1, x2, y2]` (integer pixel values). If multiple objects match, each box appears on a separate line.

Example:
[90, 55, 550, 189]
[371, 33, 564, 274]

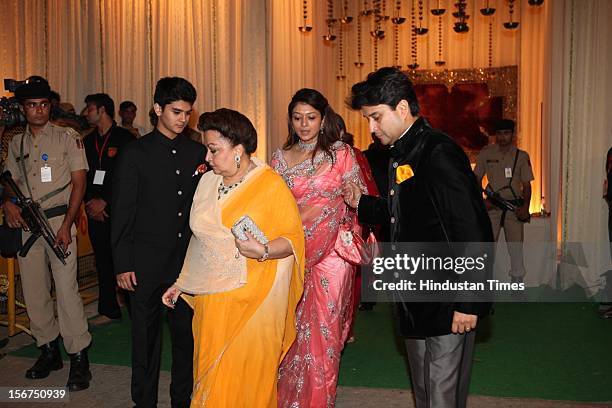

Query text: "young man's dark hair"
[84, 93, 115, 119]
[153, 77, 197, 108]
[348, 67, 420, 116]
[119, 100, 137, 112]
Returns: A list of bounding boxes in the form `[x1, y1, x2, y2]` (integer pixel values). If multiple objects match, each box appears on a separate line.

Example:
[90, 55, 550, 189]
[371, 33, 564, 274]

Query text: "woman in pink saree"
[272, 89, 365, 408]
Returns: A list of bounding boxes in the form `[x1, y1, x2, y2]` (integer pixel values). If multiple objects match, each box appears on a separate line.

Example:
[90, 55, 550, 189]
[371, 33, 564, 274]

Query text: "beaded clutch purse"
[231, 215, 269, 244]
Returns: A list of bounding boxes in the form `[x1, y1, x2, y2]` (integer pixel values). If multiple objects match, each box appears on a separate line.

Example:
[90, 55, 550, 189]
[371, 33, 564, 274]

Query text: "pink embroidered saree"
[272, 141, 365, 408]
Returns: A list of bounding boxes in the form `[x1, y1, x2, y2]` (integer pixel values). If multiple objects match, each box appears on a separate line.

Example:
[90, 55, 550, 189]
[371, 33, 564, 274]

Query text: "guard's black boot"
[66, 349, 92, 392]
[25, 337, 63, 379]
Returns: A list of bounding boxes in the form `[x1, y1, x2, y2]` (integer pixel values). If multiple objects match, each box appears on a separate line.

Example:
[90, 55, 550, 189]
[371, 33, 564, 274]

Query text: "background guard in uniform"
[474, 119, 534, 284]
[1, 78, 92, 391]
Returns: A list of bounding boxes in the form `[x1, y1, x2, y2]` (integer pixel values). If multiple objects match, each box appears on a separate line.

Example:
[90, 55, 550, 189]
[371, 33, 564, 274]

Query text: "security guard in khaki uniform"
[474, 119, 534, 283]
[1, 78, 92, 391]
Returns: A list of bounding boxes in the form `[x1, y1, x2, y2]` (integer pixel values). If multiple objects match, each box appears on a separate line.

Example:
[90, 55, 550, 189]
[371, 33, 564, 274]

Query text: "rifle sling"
[44, 205, 68, 219]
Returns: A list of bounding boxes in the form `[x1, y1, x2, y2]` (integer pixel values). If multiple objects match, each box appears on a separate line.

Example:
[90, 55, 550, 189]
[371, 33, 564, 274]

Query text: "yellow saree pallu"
[186, 161, 304, 407]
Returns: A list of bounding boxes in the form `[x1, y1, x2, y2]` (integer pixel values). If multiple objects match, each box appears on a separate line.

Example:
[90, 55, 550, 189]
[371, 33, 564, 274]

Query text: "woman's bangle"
[258, 243, 270, 262]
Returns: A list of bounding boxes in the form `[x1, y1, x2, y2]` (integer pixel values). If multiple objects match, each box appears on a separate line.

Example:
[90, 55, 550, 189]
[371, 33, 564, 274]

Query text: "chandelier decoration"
[360, 0, 373, 17]
[453, 0, 469, 33]
[393, 24, 401, 68]
[432, 0, 446, 66]
[503, 0, 519, 29]
[480, 1, 496, 67]
[370, 0, 385, 39]
[374, 36, 380, 70]
[408, 0, 419, 69]
[480, 0, 496, 15]
[391, 0, 406, 24]
[355, 12, 365, 67]
[337, 26, 346, 80]
[323, 0, 337, 41]
[340, 0, 354, 23]
[298, 0, 312, 33]
[415, 0, 428, 35]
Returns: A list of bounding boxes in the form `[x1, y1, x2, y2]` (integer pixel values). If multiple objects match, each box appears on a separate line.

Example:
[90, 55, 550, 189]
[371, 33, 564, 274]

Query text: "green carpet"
[12, 303, 612, 403]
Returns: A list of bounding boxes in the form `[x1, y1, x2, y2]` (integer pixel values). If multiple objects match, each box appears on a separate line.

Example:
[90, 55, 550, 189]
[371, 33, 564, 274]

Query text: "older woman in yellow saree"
[162, 109, 305, 407]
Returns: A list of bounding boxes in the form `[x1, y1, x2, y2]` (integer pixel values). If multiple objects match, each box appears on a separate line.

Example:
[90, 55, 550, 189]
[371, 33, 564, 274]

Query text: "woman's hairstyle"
[198, 108, 257, 154]
[284, 88, 341, 161]
[328, 112, 354, 147]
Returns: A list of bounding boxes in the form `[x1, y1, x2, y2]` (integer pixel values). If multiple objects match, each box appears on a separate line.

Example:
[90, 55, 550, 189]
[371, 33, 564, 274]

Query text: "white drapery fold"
[548, 0, 612, 291]
[0, 0, 267, 157]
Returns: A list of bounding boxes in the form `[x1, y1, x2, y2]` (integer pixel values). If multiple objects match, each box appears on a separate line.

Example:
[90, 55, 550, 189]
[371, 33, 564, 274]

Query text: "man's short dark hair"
[85, 93, 115, 119]
[119, 100, 137, 111]
[198, 108, 257, 154]
[348, 67, 420, 115]
[494, 119, 516, 133]
[154, 77, 197, 109]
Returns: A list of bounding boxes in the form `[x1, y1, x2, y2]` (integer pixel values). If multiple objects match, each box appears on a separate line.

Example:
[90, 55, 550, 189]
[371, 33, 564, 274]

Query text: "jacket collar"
[152, 128, 182, 147]
[389, 117, 430, 163]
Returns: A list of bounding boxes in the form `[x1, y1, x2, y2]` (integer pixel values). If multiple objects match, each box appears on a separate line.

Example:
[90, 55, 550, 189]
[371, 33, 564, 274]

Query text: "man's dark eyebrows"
[171, 108, 193, 113]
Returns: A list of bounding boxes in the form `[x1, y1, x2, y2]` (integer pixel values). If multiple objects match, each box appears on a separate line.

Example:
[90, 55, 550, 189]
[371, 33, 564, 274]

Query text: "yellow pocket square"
[395, 164, 414, 184]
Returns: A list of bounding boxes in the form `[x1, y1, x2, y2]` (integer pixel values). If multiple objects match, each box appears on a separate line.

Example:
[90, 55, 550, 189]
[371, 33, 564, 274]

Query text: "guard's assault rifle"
[483, 186, 531, 222]
[483, 186, 516, 212]
[0, 171, 70, 264]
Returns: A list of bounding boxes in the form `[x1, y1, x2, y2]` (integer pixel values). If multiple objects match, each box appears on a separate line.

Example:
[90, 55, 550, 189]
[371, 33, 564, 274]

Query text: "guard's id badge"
[504, 167, 513, 178]
[41, 166, 52, 183]
[93, 170, 106, 185]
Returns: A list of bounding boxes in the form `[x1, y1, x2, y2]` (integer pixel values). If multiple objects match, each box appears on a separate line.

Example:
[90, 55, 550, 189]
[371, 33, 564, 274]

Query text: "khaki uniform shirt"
[474, 144, 534, 200]
[5, 122, 88, 210]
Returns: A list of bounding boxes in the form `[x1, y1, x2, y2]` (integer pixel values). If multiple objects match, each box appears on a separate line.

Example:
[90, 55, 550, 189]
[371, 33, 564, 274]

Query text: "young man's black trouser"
[129, 283, 193, 408]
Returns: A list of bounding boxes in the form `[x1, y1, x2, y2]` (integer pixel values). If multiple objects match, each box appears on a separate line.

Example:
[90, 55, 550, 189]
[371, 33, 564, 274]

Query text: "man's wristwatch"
[258, 243, 270, 262]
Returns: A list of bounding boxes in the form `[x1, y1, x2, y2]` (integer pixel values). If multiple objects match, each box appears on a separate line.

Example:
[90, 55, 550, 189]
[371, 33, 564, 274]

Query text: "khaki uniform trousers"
[488, 208, 526, 278]
[18, 216, 91, 353]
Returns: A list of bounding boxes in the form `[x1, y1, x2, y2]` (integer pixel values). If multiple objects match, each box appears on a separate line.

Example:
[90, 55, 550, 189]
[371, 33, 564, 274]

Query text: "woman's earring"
[235, 155, 241, 169]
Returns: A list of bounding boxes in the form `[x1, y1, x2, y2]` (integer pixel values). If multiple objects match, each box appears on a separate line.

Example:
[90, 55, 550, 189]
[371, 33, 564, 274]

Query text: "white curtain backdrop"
[0, 0, 268, 157]
[0, 0, 547, 162]
[548, 0, 612, 292]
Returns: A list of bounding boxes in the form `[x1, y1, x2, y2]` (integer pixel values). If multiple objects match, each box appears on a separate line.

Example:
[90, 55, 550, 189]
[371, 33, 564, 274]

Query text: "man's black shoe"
[66, 349, 92, 392]
[25, 337, 63, 379]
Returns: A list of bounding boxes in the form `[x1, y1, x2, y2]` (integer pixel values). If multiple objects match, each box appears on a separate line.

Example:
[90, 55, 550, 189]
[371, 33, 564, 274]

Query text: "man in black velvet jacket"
[343, 67, 493, 408]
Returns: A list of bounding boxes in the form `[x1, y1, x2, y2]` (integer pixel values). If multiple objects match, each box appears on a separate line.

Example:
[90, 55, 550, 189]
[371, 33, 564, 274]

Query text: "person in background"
[118, 101, 145, 138]
[273, 88, 366, 407]
[1, 77, 92, 391]
[474, 119, 534, 284]
[600, 146, 612, 318]
[83, 93, 135, 324]
[330, 112, 379, 342]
